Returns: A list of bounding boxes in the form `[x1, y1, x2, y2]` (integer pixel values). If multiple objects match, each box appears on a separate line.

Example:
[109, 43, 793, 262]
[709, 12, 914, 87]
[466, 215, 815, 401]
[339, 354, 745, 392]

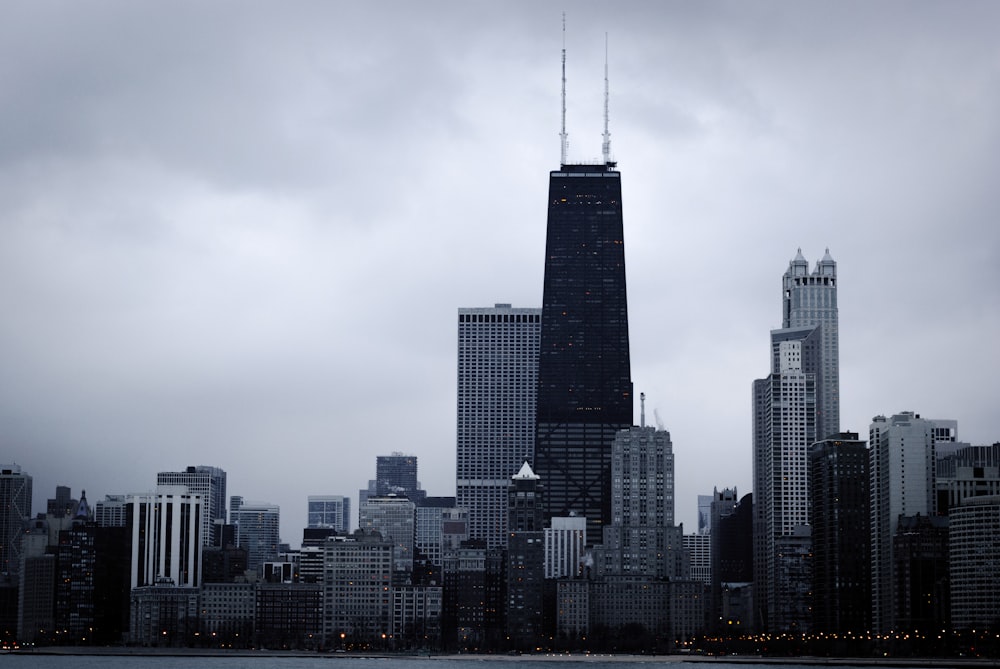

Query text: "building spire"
[602, 32, 611, 165]
[560, 13, 568, 167]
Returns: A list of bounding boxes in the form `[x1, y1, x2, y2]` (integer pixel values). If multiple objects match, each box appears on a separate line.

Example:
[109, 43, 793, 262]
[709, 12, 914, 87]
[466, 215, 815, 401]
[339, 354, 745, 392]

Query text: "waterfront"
[4, 653, 1000, 669]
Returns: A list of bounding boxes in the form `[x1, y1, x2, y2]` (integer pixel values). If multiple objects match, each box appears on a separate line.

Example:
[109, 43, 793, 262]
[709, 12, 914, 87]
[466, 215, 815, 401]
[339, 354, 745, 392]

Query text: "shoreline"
[10, 647, 1000, 667]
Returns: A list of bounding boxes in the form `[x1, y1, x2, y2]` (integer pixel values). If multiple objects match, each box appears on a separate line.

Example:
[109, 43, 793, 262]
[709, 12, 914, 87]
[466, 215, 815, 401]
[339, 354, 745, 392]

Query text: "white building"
[544, 514, 586, 579]
[456, 304, 540, 550]
[128, 485, 204, 589]
[869, 411, 957, 632]
[752, 249, 838, 633]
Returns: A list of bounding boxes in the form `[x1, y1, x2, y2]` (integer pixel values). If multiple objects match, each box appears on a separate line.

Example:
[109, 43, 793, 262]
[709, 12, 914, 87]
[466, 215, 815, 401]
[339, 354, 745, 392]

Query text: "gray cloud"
[1, 1, 998, 536]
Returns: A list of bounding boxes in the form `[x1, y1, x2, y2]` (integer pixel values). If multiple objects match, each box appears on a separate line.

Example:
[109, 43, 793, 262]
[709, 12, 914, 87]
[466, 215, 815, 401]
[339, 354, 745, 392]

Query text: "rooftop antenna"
[602, 32, 611, 165]
[560, 13, 568, 167]
[640, 392, 646, 428]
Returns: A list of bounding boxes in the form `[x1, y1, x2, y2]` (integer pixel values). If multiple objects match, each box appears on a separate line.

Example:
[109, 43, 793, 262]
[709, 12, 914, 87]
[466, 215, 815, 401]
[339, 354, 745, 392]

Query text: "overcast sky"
[2, 2, 998, 541]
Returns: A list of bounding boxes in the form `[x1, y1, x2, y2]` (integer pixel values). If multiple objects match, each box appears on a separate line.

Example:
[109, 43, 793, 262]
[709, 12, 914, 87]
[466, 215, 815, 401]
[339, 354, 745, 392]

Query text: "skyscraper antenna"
[602, 32, 611, 165]
[560, 13, 568, 167]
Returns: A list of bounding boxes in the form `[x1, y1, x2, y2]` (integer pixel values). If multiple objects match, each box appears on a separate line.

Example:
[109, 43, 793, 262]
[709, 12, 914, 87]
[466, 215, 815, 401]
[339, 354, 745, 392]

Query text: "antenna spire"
[602, 32, 611, 165]
[640, 392, 645, 428]
[560, 13, 568, 167]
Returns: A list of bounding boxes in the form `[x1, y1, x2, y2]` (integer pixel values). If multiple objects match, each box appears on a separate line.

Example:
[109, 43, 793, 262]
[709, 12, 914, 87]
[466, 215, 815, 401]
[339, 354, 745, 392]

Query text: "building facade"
[534, 161, 633, 538]
[869, 411, 957, 632]
[359, 496, 416, 572]
[949, 494, 1000, 630]
[128, 486, 203, 589]
[230, 497, 280, 574]
[752, 249, 839, 633]
[307, 495, 351, 533]
[809, 432, 870, 634]
[456, 303, 541, 550]
[156, 466, 227, 547]
[1, 465, 32, 579]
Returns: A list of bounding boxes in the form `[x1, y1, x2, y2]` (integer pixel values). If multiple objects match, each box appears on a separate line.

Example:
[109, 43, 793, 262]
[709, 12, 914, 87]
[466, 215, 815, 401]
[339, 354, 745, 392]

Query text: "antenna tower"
[560, 13, 568, 167]
[602, 33, 611, 165]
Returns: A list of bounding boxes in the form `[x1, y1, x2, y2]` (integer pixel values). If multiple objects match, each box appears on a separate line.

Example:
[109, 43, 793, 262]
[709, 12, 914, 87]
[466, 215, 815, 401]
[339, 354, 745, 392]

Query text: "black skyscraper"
[535, 161, 633, 536]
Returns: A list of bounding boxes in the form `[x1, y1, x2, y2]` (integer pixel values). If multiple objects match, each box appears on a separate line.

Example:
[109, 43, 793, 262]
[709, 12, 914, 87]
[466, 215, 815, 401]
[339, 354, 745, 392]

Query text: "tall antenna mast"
[560, 13, 568, 167]
[640, 392, 646, 428]
[602, 32, 611, 165]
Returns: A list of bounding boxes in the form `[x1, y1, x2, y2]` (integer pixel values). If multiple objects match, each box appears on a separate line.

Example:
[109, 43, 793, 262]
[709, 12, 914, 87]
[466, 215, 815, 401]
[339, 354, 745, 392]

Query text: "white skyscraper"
[869, 411, 957, 632]
[752, 249, 839, 633]
[456, 303, 541, 550]
[128, 485, 204, 589]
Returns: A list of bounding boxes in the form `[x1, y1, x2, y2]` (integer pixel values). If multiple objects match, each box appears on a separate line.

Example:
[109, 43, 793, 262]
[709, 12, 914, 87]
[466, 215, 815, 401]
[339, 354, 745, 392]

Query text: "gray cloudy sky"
[2, 2, 998, 540]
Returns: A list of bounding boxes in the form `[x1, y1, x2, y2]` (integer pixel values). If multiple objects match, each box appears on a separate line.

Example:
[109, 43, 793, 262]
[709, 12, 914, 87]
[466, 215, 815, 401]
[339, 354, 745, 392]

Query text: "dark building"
[506, 462, 547, 650]
[441, 540, 505, 651]
[376, 453, 424, 501]
[202, 545, 249, 584]
[809, 433, 870, 634]
[535, 161, 633, 537]
[256, 582, 323, 649]
[710, 490, 753, 632]
[893, 514, 950, 632]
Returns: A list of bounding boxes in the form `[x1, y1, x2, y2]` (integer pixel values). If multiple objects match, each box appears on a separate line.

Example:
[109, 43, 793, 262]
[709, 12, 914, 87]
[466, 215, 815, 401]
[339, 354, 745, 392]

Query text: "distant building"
[441, 540, 505, 651]
[230, 497, 280, 574]
[685, 533, 711, 585]
[949, 494, 1000, 630]
[415, 497, 467, 568]
[94, 494, 128, 528]
[157, 466, 227, 546]
[322, 531, 394, 646]
[534, 161, 633, 539]
[505, 462, 546, 650]
[810, 432, 870, 634]
[257, 582, 323, 649]
[752, 250, 839, 633]
[128, 580, 199, 646]
[359, 496, 416, 573]
[892, 514, 950, 632]
[456, 304, 541, 550]
[1, 464, 33, 579]
[869, 411, 957, 632]
[200, 581, 254, 647]
[128, 486, 203, 589]
[307, 495, 351, 533]
[544, 515, 586, 580]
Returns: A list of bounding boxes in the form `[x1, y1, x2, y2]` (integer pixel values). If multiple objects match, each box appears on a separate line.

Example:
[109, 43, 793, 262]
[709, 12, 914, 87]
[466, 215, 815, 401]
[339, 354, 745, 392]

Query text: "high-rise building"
[752, 249, 838, 633]
[505, 462, 546, 650]
[415, 497, 467, 568]
[127, 485, 204, 589]
[456, 303, 541, 550]
[949, 494, 1000, 630]
[0, 464, 33, 579]
[322, 531, 394, 645]
[229, 497, 280, 574]
[598, 421, 677, 578]
[869, 411, 957, 632]
[809, 432, 870, 634]
[710, 490, 753, 632]
[534, 158, 633, 537]
[359, 495, 416, 572]
[307, 495, 351, 533]
[781, 248, 839, 440]
[544, 514, 586, 579]
[157, 465, 227, 547]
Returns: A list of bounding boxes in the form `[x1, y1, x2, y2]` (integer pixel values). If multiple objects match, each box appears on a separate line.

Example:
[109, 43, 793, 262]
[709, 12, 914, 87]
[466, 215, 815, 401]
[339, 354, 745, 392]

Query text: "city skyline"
[2, 3, 999, 538]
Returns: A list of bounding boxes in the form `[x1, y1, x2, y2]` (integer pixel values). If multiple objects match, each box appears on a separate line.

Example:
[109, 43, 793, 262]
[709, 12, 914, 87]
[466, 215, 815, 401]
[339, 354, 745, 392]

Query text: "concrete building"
[1, 464, 32, 579]
[157, 466, 227, 547]
[949, 494, 1000, 630]
[307, 495, 351, 533]
[415, 498, 467, 568]
[456, 303, 541, 550]
[230, 497, 280, 574]
[685, 533, 711, 585]
[544, 515, 586, 579]
[322, 531, 394, 647]
[809, 432, 870, 634]
[869, 411, 957, 632]
[199, 581, 254, 646]
[128, 486, 203, 589]
[359, 495, 416, 573]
